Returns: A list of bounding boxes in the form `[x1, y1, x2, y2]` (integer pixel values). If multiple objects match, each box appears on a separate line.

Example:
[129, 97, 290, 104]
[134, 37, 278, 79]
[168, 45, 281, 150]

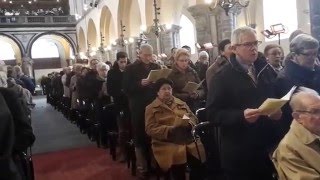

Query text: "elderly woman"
[145, 78, 205, 180]
[276, 34, 320, 140]
[168, 48, 205, 112]
[195, 51, 209, 81]
[264, 44, 284, 73]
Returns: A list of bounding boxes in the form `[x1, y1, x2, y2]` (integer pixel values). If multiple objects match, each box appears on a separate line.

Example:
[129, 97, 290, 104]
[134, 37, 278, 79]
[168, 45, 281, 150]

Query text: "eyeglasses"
[295, 109, 320, 117]
[235, 41, 262, 48]
[298, 52, 318, 58]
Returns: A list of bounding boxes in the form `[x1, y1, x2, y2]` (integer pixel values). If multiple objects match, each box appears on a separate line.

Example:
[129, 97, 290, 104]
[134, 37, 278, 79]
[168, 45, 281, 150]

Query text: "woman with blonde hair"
[168, 48, 205, 112]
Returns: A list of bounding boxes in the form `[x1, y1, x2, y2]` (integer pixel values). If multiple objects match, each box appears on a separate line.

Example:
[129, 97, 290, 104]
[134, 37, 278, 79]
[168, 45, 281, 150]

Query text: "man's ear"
[292, 112, 301, 120]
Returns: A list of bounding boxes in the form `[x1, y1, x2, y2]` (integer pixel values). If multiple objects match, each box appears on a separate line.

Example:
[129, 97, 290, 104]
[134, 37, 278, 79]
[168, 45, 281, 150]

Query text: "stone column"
[188, 4, 213, 46]
[144, 24, 181, 56]
[310, 0, 320, 41]
[21, 56, 34, 78]
[215, 8, 236, 42]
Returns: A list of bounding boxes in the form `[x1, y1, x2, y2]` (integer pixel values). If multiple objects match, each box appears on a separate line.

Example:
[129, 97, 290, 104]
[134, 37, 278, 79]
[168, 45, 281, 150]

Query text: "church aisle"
[31, 96, 137, 180]
[31, 96, 94, 154]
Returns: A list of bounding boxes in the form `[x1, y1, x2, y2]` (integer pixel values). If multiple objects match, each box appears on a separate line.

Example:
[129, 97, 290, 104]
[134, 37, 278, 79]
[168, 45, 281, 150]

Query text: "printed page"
[258, 86, 297, 115]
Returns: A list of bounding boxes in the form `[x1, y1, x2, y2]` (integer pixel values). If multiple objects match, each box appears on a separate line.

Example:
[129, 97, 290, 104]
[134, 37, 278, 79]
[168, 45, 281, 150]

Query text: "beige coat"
[145, 97, 205, 171]
[273, 120, 320, 180]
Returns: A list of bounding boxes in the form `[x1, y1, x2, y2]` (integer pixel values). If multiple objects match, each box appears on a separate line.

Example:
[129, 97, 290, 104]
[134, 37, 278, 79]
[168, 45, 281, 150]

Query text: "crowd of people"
[0, 63, 36, 180]
[1, 25, 320, 180]
[0, 7, 66, 16]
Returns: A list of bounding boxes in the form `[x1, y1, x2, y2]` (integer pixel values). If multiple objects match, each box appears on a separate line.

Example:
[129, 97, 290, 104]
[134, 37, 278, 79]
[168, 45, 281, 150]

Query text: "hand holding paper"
[258, 86, 297, 115]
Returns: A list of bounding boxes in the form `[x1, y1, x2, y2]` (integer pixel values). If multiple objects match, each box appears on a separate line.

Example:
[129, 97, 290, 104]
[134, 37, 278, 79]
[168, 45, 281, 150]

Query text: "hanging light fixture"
[209, 0, 249, 16]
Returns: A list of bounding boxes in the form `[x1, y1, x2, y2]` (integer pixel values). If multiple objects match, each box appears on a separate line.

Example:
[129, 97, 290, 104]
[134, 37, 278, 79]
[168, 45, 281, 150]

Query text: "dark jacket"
[122, 60, 161, 146]
[122, 60, 161, 103]
[195, 61, 208, 81]
[275, 59, 320, 139]
[206, 53, 278, 175]
[0, 88, 35, 180]
[18, 75, 35, 94]
[168, 65, 205, 112]
[107, 68, 128, 109]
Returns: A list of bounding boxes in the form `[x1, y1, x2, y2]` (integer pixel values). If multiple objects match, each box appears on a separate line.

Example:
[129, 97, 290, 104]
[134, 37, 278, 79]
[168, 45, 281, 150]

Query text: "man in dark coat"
[122, 44, 161, 178]
[0, 87, 35, 180]
[275, 34, 320, 140]
[206, 27, 280, 180]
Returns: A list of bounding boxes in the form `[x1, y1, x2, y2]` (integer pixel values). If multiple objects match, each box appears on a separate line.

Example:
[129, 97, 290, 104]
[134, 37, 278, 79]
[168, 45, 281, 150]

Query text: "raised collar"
[151, 97, 185, 108]
[291, 120, 319, 145]
[284, 59, 317, 80]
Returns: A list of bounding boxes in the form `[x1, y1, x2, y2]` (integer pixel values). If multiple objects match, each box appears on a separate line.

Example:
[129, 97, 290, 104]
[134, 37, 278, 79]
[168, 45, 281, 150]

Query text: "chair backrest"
[195, 108, 206, 122]
[192, 121, 222, 175]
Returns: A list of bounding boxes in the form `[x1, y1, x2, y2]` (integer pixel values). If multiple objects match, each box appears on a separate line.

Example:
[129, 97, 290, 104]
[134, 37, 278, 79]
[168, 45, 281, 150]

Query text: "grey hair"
[289, 87, 319, 111]
[140, 44, 153, 53]
[290, 34, 319, 54]
[199, 51, 209, 58]
[231, 26, 256, 46]
[13, 65, 23, 76]
[96, 62, 110, 71]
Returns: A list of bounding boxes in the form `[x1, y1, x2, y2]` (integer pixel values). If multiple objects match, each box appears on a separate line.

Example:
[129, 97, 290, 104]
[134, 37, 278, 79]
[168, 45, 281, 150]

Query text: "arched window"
[263, 0, 298, 41]
[31, 39, 60, 59]
[179, 14, 196, 54]
[0, 41, 15, 60]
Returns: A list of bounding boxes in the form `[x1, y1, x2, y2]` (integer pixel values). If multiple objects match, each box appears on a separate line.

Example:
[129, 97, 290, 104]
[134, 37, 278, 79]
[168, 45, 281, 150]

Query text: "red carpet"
[33, 146, 136, 180]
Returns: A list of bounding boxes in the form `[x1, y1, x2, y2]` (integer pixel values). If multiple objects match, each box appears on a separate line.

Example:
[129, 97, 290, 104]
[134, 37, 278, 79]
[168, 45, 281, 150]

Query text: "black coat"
[107, 68, 128, 109]
[0, 88, 35, 180]
[122, 60, 160, 146]
[206, 53, 278, 175]
[275, 59, 320, 139]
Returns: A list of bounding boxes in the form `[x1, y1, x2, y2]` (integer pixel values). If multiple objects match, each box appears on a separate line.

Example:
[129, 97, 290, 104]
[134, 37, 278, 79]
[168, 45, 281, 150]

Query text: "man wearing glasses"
[273, 87, 320, 180]
[206, 26, 280, 180]
[276, 34, 320, 141]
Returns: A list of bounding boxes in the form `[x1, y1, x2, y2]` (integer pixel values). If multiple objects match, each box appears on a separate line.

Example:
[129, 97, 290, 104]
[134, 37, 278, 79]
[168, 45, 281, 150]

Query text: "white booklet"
[258, 86, 297, 115]
[146, 69, 172, 82]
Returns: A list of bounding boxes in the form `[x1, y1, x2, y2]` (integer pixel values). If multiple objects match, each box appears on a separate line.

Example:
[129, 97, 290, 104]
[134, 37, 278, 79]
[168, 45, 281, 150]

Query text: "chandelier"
[209, 0, 249, 16]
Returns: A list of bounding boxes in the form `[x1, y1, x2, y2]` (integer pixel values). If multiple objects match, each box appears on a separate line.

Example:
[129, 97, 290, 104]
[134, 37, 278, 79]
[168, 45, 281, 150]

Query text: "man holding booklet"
[122, 44, 161, 178]
[206, 27, 281, 180]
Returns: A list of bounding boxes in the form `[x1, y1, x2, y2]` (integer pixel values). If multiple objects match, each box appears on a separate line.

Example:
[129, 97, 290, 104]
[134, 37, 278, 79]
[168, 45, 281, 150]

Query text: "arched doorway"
[87, 18, 98, 48]
[29, 34, 75, 82]
[0, 35, 23, 65]
[78, 27, 86, 53]
[100, 6, 116, 45]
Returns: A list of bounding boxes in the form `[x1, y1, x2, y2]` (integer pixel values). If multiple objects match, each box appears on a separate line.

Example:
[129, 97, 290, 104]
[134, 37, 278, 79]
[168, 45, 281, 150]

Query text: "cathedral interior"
[0, 0, 320, 180]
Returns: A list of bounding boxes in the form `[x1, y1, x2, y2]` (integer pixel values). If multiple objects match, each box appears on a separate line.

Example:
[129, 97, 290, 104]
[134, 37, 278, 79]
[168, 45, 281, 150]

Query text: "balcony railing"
[0, 15, 76, 26]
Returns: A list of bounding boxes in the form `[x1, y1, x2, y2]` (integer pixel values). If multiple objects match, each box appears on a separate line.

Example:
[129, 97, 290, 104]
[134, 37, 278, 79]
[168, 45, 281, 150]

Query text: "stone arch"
[129, 0, 142, 36]
[0, 33, 24, 63]
[78, 27, 86, 52]
[27, 31, 76, 58]
[117, 0, 142, 37]
[87, 18, 98, 48]
[100, 6, 116, 45]
[145, 0, 157, 27]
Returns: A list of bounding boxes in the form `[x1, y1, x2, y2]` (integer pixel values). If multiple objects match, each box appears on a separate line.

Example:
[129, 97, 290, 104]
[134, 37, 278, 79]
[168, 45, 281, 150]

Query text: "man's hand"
[141, 78, 151, 86]
[244, 108, 261, 123]
[268, 110, 282, 121]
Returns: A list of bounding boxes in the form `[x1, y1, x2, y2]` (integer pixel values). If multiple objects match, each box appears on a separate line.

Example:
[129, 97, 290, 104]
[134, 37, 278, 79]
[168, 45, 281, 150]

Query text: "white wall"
[237, 0, 311, 55]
